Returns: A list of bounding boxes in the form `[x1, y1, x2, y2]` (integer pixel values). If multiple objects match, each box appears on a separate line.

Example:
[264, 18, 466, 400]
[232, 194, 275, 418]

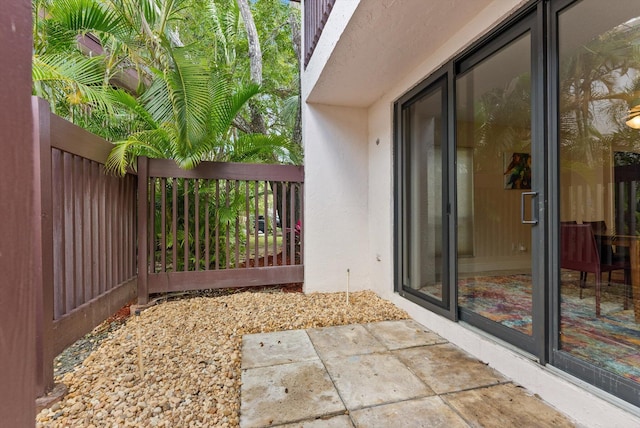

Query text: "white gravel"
[36, 290, 408, 427]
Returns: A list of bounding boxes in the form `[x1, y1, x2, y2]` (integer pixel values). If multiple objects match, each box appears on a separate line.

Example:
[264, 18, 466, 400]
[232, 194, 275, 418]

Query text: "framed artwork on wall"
[503, 152, 531, 189]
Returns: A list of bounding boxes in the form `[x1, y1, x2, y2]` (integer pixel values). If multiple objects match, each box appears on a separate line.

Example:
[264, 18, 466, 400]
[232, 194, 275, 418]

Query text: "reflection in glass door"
[456, 21, 538, 345]
[555, 0, 640, 402]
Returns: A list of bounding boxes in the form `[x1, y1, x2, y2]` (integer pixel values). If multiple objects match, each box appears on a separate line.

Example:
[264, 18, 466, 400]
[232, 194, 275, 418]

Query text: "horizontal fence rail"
[34, 97, 137, 396]
[138, 158, 304, 303]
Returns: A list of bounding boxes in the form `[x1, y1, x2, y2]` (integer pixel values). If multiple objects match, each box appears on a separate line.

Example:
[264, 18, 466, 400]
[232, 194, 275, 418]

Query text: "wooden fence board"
[148, 266, 304, 294]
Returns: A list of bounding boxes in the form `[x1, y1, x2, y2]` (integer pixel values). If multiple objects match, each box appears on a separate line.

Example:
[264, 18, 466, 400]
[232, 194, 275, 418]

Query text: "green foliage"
[34, 0, 302, 168]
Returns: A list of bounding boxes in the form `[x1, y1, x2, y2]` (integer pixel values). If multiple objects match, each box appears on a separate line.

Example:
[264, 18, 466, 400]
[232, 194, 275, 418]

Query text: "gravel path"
[36, 289, 408, 427]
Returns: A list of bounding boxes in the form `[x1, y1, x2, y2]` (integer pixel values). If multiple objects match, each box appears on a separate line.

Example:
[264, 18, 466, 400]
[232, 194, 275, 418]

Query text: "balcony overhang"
[304, 0, 517, 108]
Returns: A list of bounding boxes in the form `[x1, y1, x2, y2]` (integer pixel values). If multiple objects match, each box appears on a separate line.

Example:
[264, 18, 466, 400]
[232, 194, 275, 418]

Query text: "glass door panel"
[456, 27, 536, 341]
[399, 76, 448, 309]
[557, 0, 640, 395]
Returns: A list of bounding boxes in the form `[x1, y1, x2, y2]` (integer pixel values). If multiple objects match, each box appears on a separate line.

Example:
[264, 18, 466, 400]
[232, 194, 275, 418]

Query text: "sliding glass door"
[552, 0, 640, 405]
[395, 0, 640, 406]
[455, 12, 544, 354]
[395, 70, 454, 319]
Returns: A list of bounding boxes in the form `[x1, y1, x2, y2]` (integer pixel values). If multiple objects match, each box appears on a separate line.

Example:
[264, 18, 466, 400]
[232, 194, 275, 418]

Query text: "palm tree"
[105, 48, 301, 174]
[34, 0, 302, 171]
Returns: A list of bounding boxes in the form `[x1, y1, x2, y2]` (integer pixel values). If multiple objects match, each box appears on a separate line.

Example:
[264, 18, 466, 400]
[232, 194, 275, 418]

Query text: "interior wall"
[465, 151, 532, 273]
[560, 150, 614, 226]
[303, 103, 370, 293]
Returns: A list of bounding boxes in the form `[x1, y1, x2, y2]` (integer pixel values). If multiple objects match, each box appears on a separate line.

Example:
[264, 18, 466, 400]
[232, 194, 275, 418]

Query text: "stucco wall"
[303, 103, 369, 293]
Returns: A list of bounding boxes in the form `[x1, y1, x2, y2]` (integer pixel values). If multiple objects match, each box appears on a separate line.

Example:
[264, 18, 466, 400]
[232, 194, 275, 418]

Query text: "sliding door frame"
[394, 66, 457, 321]
[547, 0, 640, 406]
[452, 3, 548, 360]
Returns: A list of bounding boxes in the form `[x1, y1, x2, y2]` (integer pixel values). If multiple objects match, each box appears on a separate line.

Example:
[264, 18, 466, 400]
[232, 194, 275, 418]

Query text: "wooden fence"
[33, 98, 138, 396]
[32, 97, 305, 399]
[137, 158, 304, 303]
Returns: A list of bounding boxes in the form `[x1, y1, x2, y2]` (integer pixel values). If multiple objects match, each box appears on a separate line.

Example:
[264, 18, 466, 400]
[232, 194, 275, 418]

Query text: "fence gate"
[137, 157, 304, 303]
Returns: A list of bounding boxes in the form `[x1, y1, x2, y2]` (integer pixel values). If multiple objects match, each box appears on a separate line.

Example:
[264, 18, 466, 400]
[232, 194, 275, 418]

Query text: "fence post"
[137, 156, 149, 304]
[0, 3, 37, 421]
[32, 97, 55, 397]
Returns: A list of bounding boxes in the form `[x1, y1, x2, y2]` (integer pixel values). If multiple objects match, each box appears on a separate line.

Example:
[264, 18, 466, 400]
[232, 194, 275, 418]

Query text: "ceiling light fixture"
[626, 102, 640, 129]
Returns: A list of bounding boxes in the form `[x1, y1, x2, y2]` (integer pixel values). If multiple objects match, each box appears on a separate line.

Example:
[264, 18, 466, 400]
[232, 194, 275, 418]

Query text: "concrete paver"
[278, 415, 354, 427]
[240, 360, 345, 427]
[394, 343, 506, 394]
[323, 353, 434, 409]
[443, 383, 576, 428]
[240, 321, 576, 428]
[364, 319, 447, 350]
[242, 330, 318, 369]
[306, 324, 387, 359]
[350, 396, 469, 428]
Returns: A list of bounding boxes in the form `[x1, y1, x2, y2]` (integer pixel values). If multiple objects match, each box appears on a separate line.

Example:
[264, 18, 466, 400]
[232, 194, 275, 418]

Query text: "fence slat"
[289, 183, 295, 266]
[195, 180, 200, 271]
[83, 159, 92, 301]
[245, 182, 251, 268]
[52, 150, 65, 319]
[272, 183, 278, 260]
[150, 178, 156, 274]
[137, 157, 149, 304]
[205, 179, 210, 270]
[235, 180, 240, 268]
[264, 180, 269, 265]
[172, 179, 178, 272]
[161, 178, 167, 272]
[281, 181, 288, 265]
[184, 180, 189, 271]
[225, 180, 230, 269]
[215, 180, 220, 270]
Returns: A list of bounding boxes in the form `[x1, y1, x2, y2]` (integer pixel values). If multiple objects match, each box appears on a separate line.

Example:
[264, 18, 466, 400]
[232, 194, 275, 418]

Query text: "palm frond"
[33, 53, 116, 113]
[49, 0, 127, 37]
[106, 128, 172, 175]
[140, 72, 173, 124]
[165, 48, 213, 149]
[210, 79, 261, 136]
[228, 133, 302, 165]
[108, 89, 158, 128]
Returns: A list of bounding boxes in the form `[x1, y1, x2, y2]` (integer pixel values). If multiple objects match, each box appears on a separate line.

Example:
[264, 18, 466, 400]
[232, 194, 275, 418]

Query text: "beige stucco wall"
[302, 103, 370, 293]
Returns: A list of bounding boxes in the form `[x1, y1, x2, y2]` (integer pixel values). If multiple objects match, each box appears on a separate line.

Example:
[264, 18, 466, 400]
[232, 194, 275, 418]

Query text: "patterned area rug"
[459, 274, 533, 335]
[458, 273, 640, 382]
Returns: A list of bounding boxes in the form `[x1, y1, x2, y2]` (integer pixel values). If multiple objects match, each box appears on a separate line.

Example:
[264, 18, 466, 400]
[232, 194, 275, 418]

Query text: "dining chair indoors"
[560, 223, 630, 317]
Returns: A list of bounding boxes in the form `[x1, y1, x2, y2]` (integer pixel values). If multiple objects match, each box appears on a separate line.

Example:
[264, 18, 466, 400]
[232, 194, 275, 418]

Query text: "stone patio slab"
[443, 383, 575, 428]
[365, 319, 447, 350]
[240, 360, 345, 427]
[242, 330, 318, 369]
[278, 415, 354, 427]
[394, 343, 506, 394]
[350, 396, 469, 428]
[306, 324, 387, 359]
[323, 353, 434, 410]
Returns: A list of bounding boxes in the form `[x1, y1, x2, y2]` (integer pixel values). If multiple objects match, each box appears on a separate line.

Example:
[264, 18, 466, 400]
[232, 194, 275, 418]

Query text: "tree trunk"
[289, 1, 302, 146]
[236, 0, 267, 134]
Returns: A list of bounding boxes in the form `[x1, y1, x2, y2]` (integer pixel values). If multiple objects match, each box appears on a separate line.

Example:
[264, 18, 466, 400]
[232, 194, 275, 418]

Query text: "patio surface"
[240, 319, 576, 427]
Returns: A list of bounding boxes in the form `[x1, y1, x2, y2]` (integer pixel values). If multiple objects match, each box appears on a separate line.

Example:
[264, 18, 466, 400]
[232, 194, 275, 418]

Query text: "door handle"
[521, 191, 538, 224]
